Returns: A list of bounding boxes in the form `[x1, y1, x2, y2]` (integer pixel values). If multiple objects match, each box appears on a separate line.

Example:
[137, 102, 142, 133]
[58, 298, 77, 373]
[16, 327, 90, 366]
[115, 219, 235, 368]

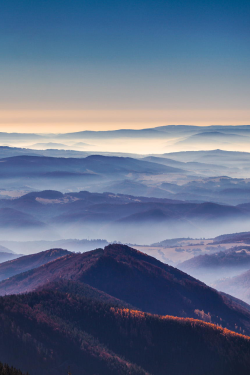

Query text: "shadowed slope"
[1, 286, 250, 375]
[1, 244, 250, 336]
[0, 363, 27, 375]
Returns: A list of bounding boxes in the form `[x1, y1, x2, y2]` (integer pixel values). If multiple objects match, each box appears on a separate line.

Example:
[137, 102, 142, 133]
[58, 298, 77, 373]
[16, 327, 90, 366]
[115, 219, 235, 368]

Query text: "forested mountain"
[0, 363, 27, 375]
[1, 244, 250, 337]
[1, 282, 250, 375]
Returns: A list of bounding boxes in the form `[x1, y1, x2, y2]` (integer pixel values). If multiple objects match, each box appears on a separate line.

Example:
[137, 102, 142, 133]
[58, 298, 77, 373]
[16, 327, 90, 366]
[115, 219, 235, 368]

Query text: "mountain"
[2, 244, 250, 336]
[0, 248, 71, 282]
[0, 145, 90, 159]
[1, 279, 250, 375]
[0, 189, 249, 242]
[0, 155, 179, 177]
[56, 125, 250, 140]
[0, 154, 186, 194]
[1, 147, 250, 205]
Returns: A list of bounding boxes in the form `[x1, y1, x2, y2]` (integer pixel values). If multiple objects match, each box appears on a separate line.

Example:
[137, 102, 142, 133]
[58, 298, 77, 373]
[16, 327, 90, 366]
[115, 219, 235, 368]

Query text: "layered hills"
[0, 190, 249, 243]
[1, 244, 250, 337]
[2, 284, 250, 375]
[1, 244, 250, 374]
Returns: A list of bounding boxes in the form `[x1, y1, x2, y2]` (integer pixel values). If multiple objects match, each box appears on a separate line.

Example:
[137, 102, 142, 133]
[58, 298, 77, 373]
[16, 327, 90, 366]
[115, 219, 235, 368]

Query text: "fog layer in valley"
[0, 126, 250, 307]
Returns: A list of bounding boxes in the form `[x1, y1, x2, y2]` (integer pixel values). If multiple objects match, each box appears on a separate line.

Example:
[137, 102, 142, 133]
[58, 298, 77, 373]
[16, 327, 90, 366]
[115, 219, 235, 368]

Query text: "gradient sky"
[1, 0, 250, 132]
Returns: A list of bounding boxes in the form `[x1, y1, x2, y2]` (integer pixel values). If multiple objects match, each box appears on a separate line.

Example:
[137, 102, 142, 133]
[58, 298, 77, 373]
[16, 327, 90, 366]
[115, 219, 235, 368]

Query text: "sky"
[0, 0, 250, 132]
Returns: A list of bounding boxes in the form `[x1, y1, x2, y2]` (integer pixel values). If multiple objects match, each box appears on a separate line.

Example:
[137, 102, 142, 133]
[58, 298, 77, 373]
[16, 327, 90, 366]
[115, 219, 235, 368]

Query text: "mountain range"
[1, 244, 250, 374]
[0, 189, 249, 243]
[1, 244, 250, 335]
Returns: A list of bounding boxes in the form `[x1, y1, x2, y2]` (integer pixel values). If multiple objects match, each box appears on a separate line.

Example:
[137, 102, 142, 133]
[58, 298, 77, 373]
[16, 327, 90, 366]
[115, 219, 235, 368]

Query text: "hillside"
[0, 248, 71, 282]
[0, 363, 27, 375]
[1, 284, 250, 375]
[1, 244, 250, 336]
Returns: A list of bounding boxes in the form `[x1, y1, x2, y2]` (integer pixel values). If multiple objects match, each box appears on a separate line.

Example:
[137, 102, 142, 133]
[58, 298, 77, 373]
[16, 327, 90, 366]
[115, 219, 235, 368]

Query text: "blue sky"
[0, 0, 249, 131]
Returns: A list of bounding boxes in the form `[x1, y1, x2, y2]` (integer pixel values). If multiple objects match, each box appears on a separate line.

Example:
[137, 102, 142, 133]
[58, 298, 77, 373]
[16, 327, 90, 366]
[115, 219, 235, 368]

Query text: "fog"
[0, 216, 249, 251]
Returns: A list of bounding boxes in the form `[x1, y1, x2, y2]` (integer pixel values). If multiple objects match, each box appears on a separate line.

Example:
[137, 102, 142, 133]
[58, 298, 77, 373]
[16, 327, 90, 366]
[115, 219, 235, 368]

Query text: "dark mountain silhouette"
[2, 244, 250, 336]
[0, 362, 27, 375]
[1, 281, 250, 375]
[0, 248, 71, 282]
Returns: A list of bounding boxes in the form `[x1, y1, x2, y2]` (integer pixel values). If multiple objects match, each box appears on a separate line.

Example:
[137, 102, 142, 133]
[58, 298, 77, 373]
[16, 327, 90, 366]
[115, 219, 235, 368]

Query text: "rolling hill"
[1, 244, 250, 337]
[1, 279, 250, 375]
[0, 154, 182, 177]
